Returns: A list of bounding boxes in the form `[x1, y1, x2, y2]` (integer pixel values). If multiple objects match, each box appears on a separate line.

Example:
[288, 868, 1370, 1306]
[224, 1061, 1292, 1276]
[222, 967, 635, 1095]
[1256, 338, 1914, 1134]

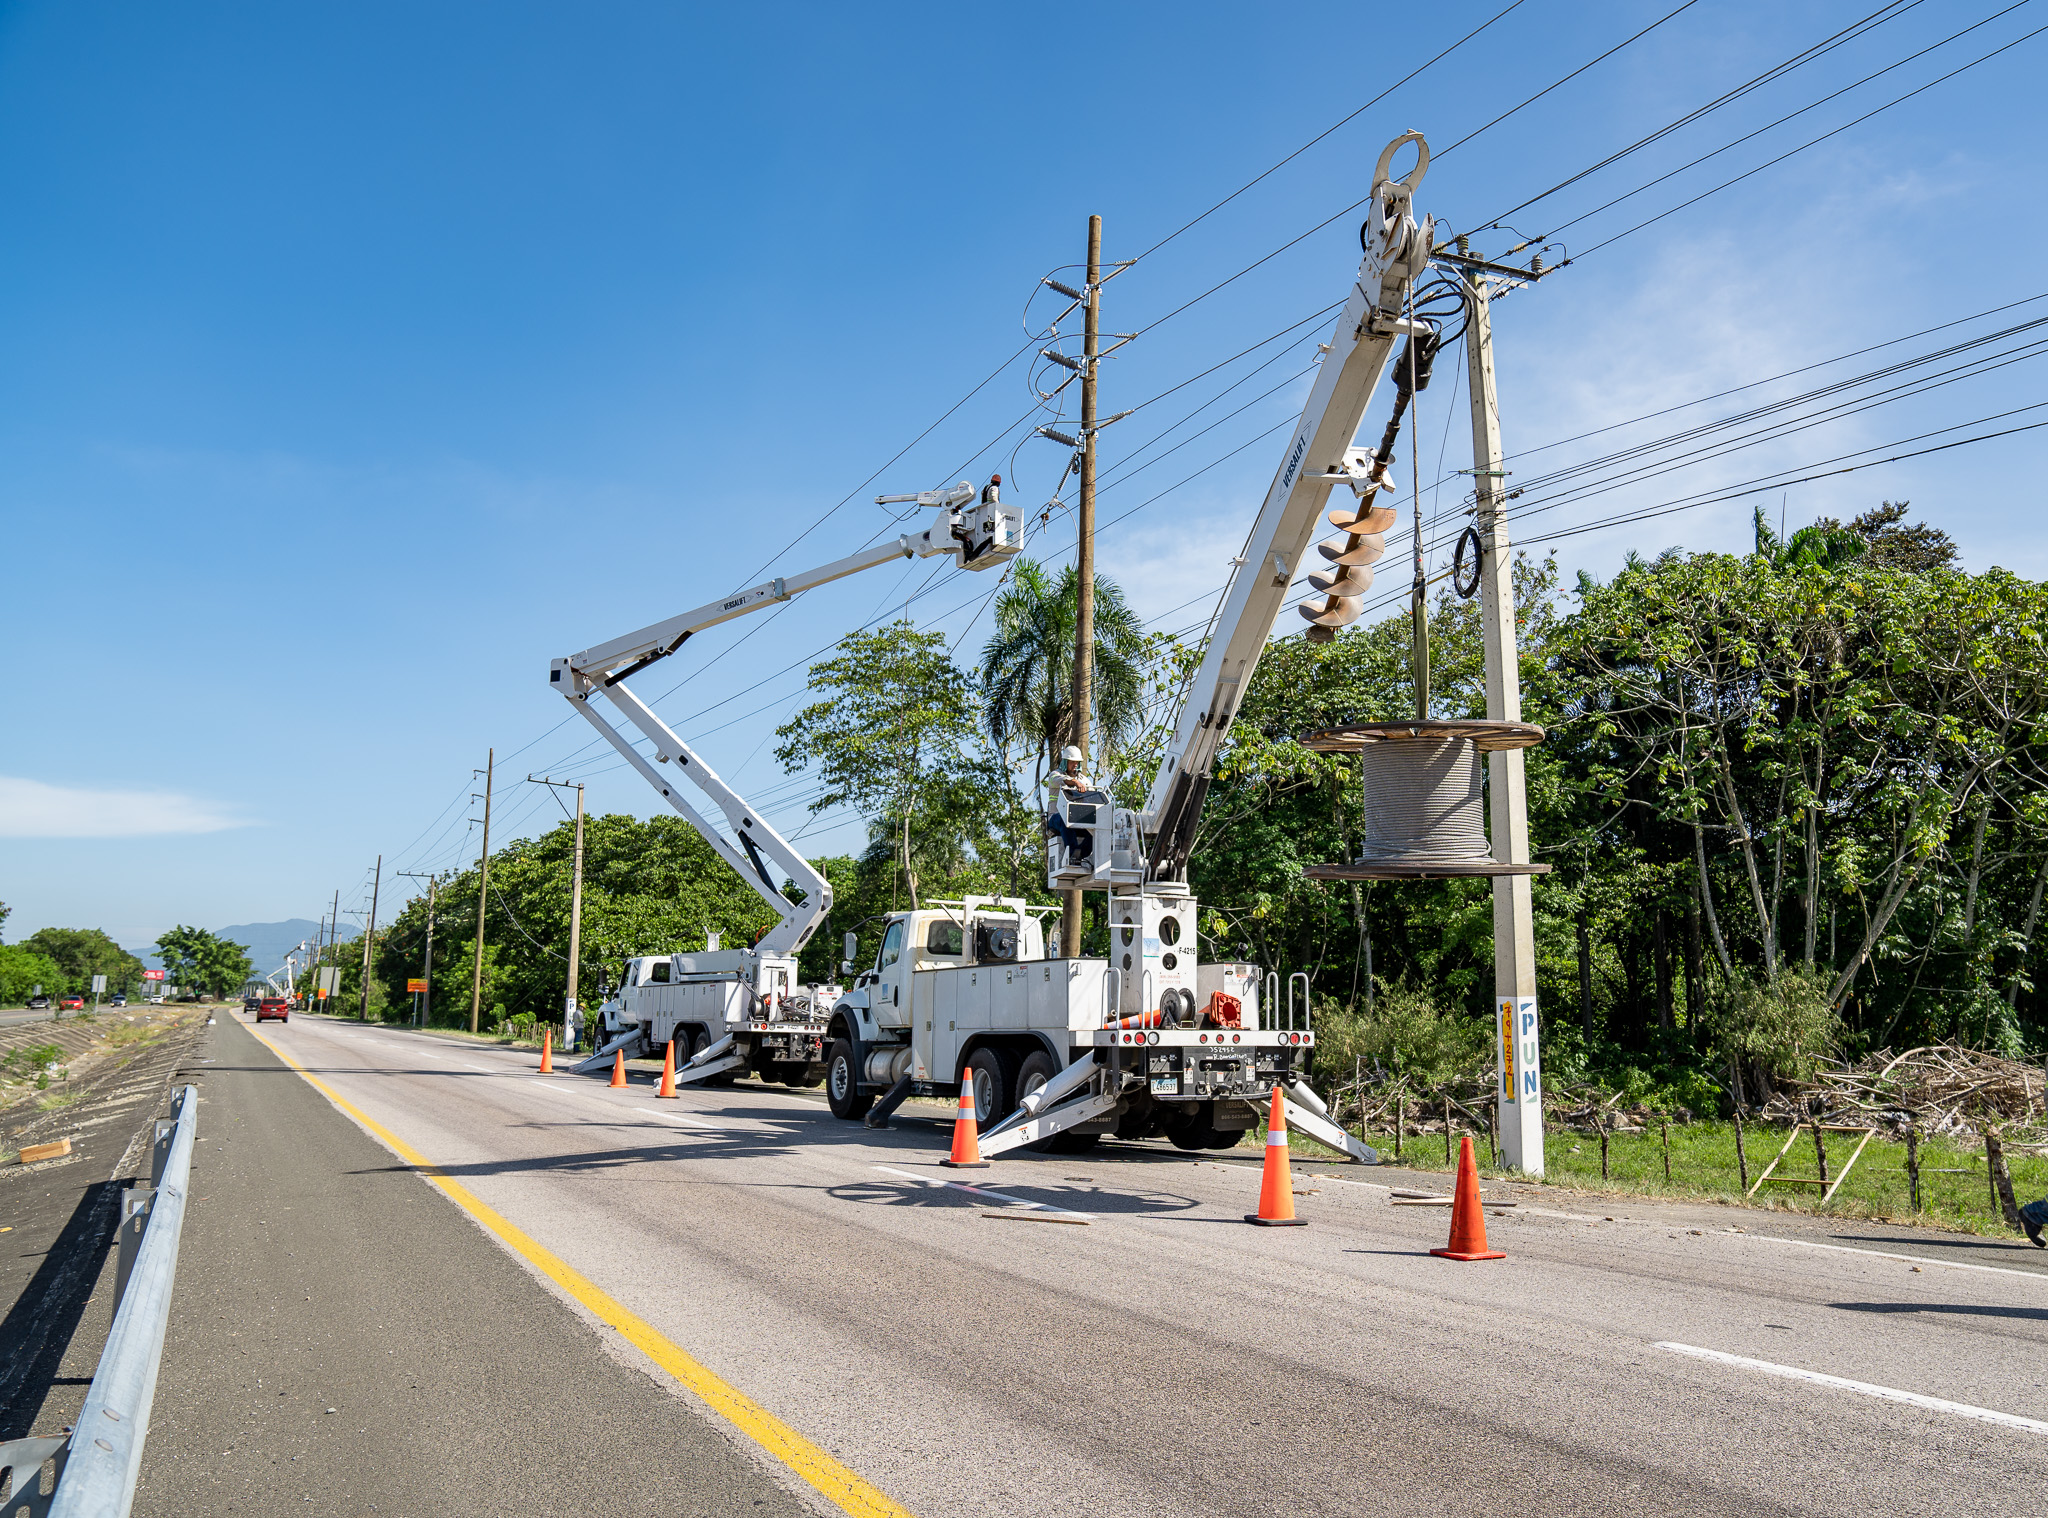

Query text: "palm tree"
[978, 558, 1149, 792]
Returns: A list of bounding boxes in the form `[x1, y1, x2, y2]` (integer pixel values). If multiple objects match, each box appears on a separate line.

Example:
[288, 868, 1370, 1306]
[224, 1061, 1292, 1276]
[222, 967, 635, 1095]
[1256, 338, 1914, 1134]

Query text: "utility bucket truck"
[552, 479, 1023, 1088]
[820, 132, 1436, 1162]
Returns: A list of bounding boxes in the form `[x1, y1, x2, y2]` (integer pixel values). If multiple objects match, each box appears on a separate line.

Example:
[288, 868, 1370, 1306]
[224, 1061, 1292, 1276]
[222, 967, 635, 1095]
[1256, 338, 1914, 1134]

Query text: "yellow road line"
[248, 1027, 914, 1518]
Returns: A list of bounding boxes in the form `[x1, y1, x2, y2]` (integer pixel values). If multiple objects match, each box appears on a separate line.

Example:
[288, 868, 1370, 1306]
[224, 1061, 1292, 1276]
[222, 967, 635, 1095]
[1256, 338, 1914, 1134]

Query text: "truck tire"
[771, 1061, 822, 1089]
[963, 1047, 1015, 1129]
[1015, 1051, 1098, 1153]
[1014, 1050, 1058, 1110]
[825, 1039, 871, 1120]
[690, 1029, 738, 1087]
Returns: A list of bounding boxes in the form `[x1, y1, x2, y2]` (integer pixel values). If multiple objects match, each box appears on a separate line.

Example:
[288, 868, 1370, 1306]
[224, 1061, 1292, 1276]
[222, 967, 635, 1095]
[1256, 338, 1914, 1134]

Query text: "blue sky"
[4, 1, 2045, 950]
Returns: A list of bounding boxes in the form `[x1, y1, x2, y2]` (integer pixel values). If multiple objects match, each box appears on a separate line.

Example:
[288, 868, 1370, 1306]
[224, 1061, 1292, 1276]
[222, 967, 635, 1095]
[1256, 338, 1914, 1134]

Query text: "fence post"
[1988, 1129, 2022, 1230]
[1906, 1118, 1920, 1212]
[1733, 1106, 1749, 1194]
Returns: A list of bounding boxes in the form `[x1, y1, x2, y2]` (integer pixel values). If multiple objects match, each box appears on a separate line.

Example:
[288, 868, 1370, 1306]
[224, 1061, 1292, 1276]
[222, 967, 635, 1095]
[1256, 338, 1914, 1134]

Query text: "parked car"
[59, 994, 85, 1011]
[254, 996, 290, 1024]
[26, 993, 51, 1010]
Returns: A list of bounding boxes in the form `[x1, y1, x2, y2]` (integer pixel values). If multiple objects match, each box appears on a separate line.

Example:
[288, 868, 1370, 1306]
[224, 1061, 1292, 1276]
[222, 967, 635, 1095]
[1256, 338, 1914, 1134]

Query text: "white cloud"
[0, 776, 248, 837]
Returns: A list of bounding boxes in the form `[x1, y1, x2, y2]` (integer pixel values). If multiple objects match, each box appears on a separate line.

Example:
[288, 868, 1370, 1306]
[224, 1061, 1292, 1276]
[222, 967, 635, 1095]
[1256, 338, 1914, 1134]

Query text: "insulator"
[1297, 595, 1363, 628]
[1318, 531, 1386, 567]
[1041, 349, 1083, 372]
[1308, 565, 1374, 598]
[1044, 278, 1085, 300]
[1037, 427, 1081, 448]
[1328, 504, 1398, 535]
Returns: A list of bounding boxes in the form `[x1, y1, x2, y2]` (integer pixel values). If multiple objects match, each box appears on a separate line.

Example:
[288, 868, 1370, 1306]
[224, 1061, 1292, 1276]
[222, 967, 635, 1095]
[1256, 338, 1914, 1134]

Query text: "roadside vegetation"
[317, 504, 2048, 1242]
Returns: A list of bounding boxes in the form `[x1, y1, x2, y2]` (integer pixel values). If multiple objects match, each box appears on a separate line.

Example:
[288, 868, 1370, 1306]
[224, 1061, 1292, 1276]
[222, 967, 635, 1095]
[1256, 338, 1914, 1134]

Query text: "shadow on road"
[1830, 1300, 2048, 1322]
[0, 1180, 120, 1440]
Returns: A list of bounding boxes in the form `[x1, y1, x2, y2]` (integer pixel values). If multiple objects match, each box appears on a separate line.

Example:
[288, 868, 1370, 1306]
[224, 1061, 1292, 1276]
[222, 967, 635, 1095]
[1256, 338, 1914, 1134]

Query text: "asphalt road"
[164, 1011, 2048, 1517]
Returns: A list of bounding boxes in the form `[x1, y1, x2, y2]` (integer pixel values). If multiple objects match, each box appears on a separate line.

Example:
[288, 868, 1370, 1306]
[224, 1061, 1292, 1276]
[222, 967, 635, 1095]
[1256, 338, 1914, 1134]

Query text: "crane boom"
[1141, 132, 1434, 880]
[552, 481, 1022, 955]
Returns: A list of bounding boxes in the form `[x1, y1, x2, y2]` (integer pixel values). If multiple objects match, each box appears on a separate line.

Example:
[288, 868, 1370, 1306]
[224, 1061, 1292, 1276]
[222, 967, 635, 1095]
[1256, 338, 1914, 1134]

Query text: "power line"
[1472, 0, 1927, 232]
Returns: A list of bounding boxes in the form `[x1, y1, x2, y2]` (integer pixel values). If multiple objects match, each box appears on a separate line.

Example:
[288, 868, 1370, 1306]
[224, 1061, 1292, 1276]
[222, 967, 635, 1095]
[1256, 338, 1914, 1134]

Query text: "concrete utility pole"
[358, 854, 381, 1020]
[398, 870, 437, 1028]
[1465, 269, 1544, 1177]
[529, 774, 586, 1046]
[1408, 279, 1430, 721]
[325, 890, 339, 1010]
[469, 748, 494, 1034]
[1062, 213, 1102, 961]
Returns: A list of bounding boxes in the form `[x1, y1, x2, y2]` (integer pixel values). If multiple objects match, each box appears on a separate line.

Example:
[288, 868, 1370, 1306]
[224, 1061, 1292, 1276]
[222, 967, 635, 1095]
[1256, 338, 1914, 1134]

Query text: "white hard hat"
[1061, 745, 1083, 764]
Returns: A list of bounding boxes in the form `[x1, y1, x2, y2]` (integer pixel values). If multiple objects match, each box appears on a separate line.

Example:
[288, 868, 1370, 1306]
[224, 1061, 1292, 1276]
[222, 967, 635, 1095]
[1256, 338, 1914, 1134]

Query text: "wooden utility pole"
[567, 783, 585, 1040]
[1465, 268, 1544, 1177]
[1062, 213, 1102, 960]
[530, 773, 587, 1044]
[357, 854, 381, 1020]
[469, 748, 494, 1033]
[398, 870, 437, 1027]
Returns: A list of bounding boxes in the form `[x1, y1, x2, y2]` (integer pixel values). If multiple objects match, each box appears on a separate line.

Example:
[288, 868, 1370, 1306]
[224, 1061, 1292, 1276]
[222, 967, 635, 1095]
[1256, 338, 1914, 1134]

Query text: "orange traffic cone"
[658, 1039, 677, 1099]
[1431, 1135, 1506, 1261]
[1246, 1085, 1305, 1226]
[609, 1049, 628, 1089]
[539, 1027, 553, 1073]
[940, 1083, 988, 1168]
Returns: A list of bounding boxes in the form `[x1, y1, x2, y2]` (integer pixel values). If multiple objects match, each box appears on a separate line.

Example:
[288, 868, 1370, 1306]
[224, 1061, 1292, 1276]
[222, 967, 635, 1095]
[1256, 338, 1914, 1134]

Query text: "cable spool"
[1299, 721, 1552, 881]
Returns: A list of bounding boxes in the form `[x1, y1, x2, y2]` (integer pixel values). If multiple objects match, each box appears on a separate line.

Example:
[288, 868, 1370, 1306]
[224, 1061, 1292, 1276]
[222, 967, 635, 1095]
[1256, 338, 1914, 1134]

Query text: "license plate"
[1149, 1075, 1180, 1094]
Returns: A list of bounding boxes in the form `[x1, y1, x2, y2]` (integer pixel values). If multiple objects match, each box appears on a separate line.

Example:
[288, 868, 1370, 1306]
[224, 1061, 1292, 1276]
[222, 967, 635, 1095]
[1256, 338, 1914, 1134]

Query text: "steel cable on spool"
[1357, 740, 1493, 868]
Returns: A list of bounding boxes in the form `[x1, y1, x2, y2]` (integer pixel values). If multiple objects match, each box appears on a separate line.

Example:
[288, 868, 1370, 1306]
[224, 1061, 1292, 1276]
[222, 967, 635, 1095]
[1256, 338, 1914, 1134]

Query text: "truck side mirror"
[840, 960, 853, 977]
[843, 931, 858, 966]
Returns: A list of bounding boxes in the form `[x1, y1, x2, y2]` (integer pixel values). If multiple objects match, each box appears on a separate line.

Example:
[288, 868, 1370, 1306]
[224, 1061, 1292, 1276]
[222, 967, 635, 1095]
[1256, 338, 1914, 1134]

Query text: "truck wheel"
[963, 1047, 1015, 1129]
[772, 1061, 822, 1089]
[691, 1029, 737, 1087]
[1014, 1050, 1058, 1110]
[1167, 1115, 1220, 1151]
[825, 1040, 871, 1120]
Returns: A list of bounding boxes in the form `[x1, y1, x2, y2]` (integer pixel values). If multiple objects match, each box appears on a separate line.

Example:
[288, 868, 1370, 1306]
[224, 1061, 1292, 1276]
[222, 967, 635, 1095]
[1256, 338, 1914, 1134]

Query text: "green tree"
[0, 944, 67, 1006]
[155, 926, 255, 999]
[21, 928, 146, 994]
[777, 621, 981, 909]
[978, 558, 1153, 786]
[371, 813, 782, 1028]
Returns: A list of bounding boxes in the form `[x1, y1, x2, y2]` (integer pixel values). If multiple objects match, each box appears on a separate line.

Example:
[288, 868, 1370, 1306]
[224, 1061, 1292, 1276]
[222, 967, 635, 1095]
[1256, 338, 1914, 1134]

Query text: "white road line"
[1655, 1342, 2048, 1433]
[874, 1164, 1093, 1219]
[1730, 1228, 2048, 1282]
[632, 1106, 723, 1131]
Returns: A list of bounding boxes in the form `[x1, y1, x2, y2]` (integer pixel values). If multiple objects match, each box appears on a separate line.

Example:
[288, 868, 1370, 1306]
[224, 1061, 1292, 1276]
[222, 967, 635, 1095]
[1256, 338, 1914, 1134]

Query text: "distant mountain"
[131, 918, 359, 979]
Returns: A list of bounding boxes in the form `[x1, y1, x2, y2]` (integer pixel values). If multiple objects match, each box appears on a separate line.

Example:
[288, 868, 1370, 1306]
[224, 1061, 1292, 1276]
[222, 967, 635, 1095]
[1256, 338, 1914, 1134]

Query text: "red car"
[254, 997, 290, 1024]
[58, 994, 84, 1011]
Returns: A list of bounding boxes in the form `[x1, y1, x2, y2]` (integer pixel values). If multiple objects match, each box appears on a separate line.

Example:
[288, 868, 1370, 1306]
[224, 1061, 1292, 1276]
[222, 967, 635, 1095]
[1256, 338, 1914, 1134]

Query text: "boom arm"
[551, 482, 1022, 956]
[1141, 133, 1435, 880]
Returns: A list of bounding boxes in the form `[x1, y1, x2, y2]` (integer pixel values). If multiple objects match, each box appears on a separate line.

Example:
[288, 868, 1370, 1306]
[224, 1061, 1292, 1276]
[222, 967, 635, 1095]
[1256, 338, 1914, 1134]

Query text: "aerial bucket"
[1300, 720, 1552, 881]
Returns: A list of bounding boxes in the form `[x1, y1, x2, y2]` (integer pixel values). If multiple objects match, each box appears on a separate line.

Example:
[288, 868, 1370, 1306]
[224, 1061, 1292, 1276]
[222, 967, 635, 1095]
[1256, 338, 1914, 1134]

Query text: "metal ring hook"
[1373, 131, 1430, 196]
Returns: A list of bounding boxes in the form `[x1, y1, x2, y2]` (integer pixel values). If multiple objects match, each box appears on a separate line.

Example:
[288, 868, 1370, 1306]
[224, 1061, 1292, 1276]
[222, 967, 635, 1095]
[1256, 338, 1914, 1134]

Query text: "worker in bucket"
[1043, 745, 1100, 860]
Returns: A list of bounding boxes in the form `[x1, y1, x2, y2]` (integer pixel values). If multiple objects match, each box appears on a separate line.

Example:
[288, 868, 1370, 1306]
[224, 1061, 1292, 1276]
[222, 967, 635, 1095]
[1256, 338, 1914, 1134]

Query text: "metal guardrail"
[1, 1084, 197, 1518]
